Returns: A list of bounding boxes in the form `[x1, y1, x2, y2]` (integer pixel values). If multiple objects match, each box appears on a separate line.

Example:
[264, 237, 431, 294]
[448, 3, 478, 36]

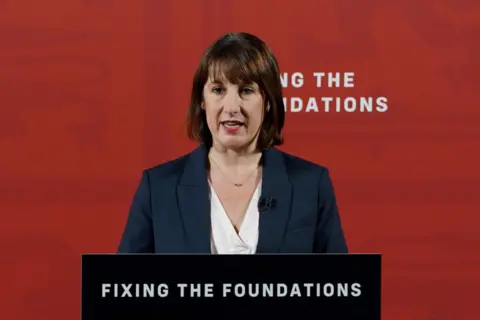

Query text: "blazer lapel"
[256, 148, 293, 253]
[177, 144, 211, 253]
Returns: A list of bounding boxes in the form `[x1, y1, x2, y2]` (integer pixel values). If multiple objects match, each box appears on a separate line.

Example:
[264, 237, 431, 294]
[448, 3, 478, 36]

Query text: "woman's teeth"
[222, 121, 243, 127]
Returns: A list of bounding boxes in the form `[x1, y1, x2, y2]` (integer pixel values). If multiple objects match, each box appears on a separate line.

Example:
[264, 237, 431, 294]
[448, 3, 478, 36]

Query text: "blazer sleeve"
[117, 170, 155, 253]
[314, 168, 348, 253]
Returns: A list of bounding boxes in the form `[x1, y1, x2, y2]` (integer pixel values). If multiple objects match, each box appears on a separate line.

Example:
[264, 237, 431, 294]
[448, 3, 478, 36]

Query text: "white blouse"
[209, 182, 261, 254]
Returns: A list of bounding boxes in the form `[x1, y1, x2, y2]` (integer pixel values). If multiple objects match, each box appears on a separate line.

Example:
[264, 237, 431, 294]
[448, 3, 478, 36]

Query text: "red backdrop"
[1, 0, 479, 319]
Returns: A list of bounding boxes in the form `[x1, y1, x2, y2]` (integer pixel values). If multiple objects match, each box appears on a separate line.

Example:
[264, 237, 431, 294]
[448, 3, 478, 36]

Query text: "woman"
[118, 32, 348, 254]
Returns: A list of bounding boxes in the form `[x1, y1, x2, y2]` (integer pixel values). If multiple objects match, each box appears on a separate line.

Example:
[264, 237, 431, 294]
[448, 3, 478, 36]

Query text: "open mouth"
[220, 120, 245, 129]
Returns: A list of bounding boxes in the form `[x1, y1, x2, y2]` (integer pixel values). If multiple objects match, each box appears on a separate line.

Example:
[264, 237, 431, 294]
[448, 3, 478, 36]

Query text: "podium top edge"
[81, 253, 382, 256]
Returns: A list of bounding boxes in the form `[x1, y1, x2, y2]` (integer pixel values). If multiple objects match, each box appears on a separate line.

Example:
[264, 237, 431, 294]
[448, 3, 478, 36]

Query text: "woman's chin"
[216, 136, 252, 150]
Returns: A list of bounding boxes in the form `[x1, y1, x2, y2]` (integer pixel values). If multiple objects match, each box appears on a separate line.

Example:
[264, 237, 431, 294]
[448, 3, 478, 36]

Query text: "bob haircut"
[186, 32, 285, 150]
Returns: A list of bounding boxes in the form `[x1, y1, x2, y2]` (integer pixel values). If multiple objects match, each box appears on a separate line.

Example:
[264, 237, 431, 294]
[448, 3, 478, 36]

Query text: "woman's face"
[203, 77, 265, 152]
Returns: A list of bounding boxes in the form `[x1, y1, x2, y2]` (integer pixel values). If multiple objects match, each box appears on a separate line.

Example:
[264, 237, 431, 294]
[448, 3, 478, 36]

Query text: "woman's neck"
[209, 145, 262, 170]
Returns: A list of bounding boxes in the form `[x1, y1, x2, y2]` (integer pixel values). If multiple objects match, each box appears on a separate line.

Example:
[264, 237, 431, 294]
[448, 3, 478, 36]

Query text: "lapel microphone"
[258, 196, 276, 212]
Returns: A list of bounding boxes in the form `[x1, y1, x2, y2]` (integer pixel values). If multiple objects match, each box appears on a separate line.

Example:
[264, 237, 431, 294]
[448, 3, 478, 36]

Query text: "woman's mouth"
[220, 120, 244, 133]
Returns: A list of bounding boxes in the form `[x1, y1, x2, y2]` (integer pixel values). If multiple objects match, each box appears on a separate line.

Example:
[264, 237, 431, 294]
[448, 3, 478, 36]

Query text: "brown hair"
[186, 32, 285, 150]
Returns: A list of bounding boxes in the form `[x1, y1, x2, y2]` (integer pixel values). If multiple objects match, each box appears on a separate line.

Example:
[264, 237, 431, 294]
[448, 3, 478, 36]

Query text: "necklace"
[209, 154, 259, 187]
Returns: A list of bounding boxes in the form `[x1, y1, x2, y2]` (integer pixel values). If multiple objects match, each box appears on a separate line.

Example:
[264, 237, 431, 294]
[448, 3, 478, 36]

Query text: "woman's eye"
[212, 87, 223, 94]
[241, 87, 254, 94]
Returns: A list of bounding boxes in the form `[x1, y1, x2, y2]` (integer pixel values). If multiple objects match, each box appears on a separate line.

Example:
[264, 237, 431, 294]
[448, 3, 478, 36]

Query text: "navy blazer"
[118, 144, 348, 253]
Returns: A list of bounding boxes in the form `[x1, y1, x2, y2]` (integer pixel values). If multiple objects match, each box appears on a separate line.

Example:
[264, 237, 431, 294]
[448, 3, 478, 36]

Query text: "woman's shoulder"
[142, 149, 196, 182]
[275, 149, 335, 192]
[275, 148, 329, 176]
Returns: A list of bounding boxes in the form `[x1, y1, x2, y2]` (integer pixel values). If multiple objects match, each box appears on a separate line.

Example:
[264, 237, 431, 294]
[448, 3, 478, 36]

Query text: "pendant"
[234, 183, 242, 187]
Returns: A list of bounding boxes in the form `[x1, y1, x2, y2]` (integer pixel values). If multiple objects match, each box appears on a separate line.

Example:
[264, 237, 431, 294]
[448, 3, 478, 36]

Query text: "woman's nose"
[222, 90, 241, 114]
